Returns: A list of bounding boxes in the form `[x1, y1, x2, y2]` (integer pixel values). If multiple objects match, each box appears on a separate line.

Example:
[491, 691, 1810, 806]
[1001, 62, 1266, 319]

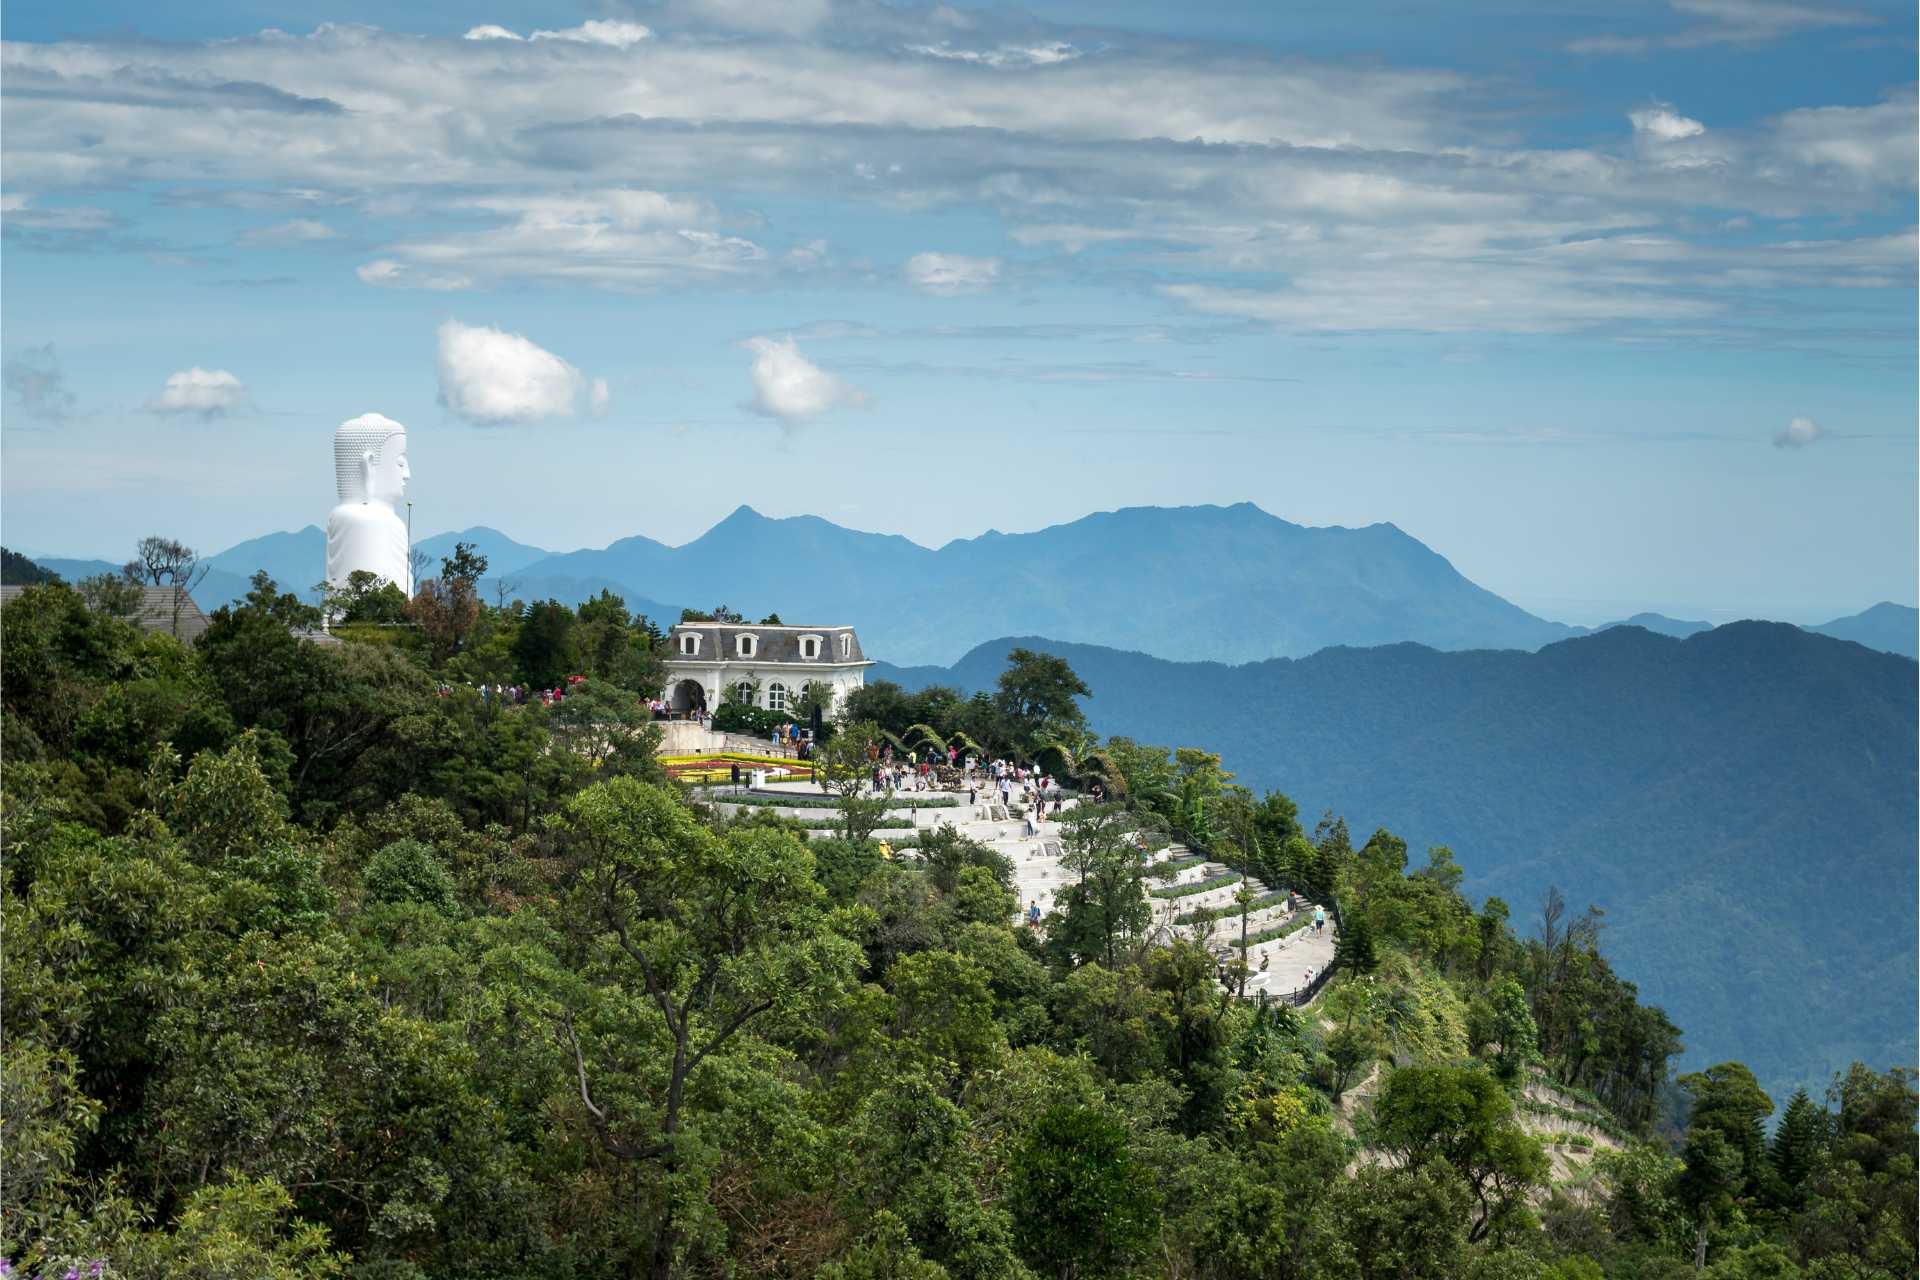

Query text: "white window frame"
[737, 633, 758, 658]
[680, 633, 702, 656]
[734, 680, 757, 706]
[767, 682, 788, 711]
[799, 634, 823, 660]
[838, 633, 852, 659]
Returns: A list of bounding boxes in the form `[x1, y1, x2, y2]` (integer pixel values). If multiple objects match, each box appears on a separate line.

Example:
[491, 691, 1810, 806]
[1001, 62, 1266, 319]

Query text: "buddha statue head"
[334, 413, 410, 507]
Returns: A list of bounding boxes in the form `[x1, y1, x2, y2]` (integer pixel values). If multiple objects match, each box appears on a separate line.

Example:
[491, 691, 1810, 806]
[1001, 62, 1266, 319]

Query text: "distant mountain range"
[873, 624, 1919, 1107]
[13, 503, 1915, 662]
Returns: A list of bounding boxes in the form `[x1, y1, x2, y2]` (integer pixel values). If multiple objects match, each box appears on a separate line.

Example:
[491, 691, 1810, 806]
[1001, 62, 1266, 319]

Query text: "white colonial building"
[662, 622, 872, 718]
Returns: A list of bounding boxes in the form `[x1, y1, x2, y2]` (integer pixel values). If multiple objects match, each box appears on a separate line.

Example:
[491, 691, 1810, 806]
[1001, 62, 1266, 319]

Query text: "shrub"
[1231, 913, 1313, 949]
[1150, 871, 1243, 900]
[1174, 890, 1291, 926]
[364, 838, 459, 916]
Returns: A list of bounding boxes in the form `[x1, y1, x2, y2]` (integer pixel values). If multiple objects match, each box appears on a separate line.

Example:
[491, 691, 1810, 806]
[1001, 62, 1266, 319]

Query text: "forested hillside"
[4, 577, 1914, 1278]
[874, 625, 1919, 1106]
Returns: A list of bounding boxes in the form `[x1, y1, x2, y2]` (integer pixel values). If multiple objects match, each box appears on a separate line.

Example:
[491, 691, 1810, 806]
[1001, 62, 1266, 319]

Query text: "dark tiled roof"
[1, 582, 211, 644]
[665, 622, 866, 664]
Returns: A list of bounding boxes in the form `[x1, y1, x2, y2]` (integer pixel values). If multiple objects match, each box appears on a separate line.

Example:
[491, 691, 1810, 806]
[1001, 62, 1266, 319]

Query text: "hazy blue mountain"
[874, 624, 1918, 1106]
[205, 526, 326, 594]
[31, 556, 120, 583]
[1807, 602, 1918, 659]
[35, 505, 1917, 663]
[1595, 612, 1714, 639]
[509, 502, 1583, 664]
[415, 526, 558, 579]
[497, 573, 687, 628]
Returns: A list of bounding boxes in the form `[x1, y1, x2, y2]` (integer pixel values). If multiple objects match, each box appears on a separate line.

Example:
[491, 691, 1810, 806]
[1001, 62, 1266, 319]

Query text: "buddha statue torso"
[325, 413, 413, 596]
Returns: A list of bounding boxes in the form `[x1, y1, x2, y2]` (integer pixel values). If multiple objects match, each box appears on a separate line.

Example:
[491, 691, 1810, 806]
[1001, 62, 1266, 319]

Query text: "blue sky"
[2, 0, 1913, 623]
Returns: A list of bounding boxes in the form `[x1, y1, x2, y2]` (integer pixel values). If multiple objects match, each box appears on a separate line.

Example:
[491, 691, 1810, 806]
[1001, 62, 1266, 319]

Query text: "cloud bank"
[0, 17, 1910, 342]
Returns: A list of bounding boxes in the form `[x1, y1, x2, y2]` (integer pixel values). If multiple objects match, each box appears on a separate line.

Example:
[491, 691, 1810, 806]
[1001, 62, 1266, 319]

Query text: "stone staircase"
[706, 781, 1342, 1004]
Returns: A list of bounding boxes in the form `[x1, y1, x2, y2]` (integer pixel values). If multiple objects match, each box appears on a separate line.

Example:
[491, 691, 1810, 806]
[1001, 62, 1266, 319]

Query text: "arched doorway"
[671, 678, 707, 715]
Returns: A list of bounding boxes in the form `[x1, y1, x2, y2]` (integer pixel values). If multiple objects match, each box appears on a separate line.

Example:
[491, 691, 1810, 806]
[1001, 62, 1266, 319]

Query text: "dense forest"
[2, 559, 1914, 1279]
[873, 629, 1919, 1107]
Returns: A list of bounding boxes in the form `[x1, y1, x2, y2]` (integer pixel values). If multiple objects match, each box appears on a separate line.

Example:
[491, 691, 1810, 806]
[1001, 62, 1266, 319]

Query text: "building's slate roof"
[0, 583, 211, 644]
[664, 622, 866, 665]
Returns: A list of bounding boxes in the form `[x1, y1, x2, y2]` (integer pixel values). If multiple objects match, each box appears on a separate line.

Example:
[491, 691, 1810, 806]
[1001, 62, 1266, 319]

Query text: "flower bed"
[662, 753, 814, 784]
[1150, 871, 1242, 900]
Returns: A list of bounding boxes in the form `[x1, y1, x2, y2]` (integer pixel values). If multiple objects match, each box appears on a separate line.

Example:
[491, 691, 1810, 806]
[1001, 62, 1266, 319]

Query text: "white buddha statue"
[325, 412, 413, 597]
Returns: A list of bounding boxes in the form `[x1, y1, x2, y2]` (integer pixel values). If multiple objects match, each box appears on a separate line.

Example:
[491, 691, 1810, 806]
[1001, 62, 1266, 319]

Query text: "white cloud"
[0, 22, 1911, 347]
[437, 320, 604, 425]
[463, 20, 651, 47]
[1667, 0, 1878, 44]
[1630, 105, 1707, 141]
[147, 367, 249, 418]
[0, 195, 119, 232]
[906, 42, 1083, 68]
[237, 217, 339, 245]
[744, 336, 866, 425]
[904, 251, 1002, 295]
[357, 189, 765, 292]
[1772, 415, 1826, 448]
[356, 259, 473, 291]
[1574, 0, 1879, 51]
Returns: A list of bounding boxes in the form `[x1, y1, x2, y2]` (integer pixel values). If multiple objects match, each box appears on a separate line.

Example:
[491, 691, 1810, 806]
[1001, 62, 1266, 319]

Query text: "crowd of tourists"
[436, 677, 582, 706]
[859, 742, 1065, 826]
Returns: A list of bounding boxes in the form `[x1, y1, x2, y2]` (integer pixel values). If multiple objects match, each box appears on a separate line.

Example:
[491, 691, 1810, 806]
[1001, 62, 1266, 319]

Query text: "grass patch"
[1151, 871, 1243, 900]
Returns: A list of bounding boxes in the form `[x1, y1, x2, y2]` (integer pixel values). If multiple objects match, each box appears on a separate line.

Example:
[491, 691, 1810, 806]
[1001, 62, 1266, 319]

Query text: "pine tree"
[1334, 911, 1377, 975]
[1770, 1087, 1829, 1201]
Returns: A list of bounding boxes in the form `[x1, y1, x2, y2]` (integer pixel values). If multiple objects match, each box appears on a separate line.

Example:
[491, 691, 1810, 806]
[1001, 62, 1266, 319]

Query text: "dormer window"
[838, 634, 852, 659]
[680, 633, 702, 656]
[800, 634, 823, 660]
[736, 633, 758, 658]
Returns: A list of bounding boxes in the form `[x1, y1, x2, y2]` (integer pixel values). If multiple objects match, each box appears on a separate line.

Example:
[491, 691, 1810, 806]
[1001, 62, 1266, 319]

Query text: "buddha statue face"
[334, 413, 410, 507]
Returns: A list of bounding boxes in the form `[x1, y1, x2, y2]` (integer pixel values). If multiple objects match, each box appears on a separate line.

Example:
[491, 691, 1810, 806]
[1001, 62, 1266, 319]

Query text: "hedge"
[1230, 913, 1313, 949]
[1174, 890, 1291, 927]
[1151, 871, 1243, 900]
[707, 791, 960, 811]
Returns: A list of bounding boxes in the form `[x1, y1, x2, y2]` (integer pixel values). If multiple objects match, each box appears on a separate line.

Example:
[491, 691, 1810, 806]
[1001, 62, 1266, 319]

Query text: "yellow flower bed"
[660, 751, 815, 785]
[659, 752, 806, 767]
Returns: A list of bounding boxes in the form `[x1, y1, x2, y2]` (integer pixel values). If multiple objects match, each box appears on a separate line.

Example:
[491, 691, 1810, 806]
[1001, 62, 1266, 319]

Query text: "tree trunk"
[652, 1042, 690, 1280]
[1693, 1219, 1708, 1270]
